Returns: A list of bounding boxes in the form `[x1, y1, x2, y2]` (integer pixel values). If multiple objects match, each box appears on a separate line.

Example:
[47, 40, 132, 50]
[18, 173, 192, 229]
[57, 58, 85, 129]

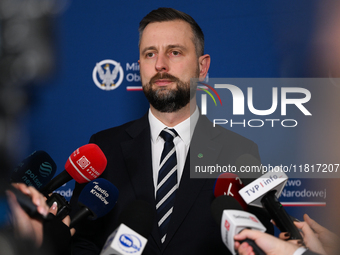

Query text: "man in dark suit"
[70, 7, 273, 255]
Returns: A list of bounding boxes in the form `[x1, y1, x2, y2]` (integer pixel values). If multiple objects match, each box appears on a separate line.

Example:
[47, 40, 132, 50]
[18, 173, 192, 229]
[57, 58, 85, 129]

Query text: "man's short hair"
[139, 7, 204, 57]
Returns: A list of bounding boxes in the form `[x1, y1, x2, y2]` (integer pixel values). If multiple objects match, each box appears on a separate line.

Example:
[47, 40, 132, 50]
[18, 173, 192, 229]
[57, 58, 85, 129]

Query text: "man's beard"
[142, 72, 198, 113]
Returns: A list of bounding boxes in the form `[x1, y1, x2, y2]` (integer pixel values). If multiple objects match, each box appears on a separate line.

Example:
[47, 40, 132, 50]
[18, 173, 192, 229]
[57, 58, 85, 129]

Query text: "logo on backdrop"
[92, 59, 124, 91]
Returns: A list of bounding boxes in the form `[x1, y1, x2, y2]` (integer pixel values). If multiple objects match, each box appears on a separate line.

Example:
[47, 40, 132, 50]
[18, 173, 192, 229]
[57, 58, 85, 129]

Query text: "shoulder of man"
[90, 112, 149, 142]
[195, 114, 258, 149]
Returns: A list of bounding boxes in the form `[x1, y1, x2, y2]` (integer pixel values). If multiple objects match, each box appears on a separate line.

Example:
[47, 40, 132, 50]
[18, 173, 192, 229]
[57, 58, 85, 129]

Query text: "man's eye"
[172, 51, 180, 56]
[146, 52, 154, 58]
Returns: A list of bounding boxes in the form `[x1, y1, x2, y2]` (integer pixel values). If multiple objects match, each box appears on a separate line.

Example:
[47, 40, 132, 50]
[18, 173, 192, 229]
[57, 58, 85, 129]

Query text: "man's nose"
[155, 54, 169, 72]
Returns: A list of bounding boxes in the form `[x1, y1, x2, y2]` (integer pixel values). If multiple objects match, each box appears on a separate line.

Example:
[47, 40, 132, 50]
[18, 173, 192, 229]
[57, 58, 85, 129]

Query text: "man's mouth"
[154, 79, 174, 86]
[149, 72, 179, 87]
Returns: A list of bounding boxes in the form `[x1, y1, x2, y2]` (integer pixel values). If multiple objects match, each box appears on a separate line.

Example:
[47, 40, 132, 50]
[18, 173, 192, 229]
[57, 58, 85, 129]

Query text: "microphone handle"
[7, 185, 45, 220]
[69, 207, 93, 229]
[40, 170, 72, 197]
[261, 190, 303, 240]
[240, 238, 265, 255]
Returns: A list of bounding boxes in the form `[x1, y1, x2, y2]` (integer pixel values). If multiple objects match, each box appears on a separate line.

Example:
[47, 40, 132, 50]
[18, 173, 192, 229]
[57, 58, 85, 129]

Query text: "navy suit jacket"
[70, 113, 273, 255]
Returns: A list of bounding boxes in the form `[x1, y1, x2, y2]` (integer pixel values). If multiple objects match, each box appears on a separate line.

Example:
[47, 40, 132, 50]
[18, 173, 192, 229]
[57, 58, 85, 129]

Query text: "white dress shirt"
[149, 106, 199, 196]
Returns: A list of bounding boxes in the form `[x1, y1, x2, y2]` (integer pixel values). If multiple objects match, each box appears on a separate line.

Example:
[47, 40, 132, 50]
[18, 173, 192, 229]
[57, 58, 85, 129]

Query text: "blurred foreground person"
[2, 183, 75, 255]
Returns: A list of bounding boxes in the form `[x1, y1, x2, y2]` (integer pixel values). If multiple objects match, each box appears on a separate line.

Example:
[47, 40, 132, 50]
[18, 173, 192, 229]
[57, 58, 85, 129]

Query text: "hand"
[301, 214, 340, 255]
[48, 201, 76, 236]
[6, 183, 49, 247]
[234, 229, 301, 255]
[294, 219, 327, 255]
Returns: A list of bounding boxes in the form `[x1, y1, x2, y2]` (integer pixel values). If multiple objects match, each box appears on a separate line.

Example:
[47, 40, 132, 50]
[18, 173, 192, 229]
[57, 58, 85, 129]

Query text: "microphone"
[214, 173, 247, 210]
[211, 195, 266, 255]
[70, 178, 119, 229]
[8, 151, 56, 219]
[100, 200, 154, 255]
[10, 150, 57, 191]
[40, 143, 107, 196]
[6, 184, 47, 220]
[237, 156, 302, 240]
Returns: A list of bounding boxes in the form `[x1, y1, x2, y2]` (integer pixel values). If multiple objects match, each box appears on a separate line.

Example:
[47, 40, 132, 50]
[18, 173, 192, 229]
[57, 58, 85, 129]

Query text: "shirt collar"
[149, 106, 199, 145]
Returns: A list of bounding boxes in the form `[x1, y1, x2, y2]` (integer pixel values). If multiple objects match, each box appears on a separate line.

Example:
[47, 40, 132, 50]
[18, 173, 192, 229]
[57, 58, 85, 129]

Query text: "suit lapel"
[162, 115, 223, 249]
[120, 114, 162, 250]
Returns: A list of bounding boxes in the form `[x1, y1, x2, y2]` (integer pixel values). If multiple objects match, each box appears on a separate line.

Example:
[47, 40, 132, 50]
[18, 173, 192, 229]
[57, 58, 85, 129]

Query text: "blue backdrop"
[20, 0, 340, 236]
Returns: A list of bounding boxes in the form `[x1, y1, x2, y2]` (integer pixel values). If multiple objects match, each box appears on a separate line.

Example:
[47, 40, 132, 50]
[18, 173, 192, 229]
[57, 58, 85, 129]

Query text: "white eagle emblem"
[92, 59, 124, 91]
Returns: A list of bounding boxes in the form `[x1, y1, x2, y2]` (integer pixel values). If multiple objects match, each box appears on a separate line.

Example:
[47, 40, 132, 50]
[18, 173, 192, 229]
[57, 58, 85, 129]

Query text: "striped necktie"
[155, 128, 178, 244]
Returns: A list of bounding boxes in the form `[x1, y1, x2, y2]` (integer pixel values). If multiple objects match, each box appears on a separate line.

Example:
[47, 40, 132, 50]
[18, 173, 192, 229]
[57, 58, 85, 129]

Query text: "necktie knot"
[160, 128, 178, 143]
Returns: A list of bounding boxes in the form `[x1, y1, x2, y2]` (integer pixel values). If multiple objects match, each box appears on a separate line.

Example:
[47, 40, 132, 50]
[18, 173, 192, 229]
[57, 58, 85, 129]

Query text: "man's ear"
[198, 54, 211, 81]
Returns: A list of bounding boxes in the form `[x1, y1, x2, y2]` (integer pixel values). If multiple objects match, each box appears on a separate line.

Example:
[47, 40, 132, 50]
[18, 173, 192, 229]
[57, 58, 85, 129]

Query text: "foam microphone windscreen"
[10, 150, 57, 190]
[118, 200, 155, 238]
[211, 195, 243, 225]
[78, 178, 119, 219]
[214, 173, 247, 210]
[40, 144, 107, 196]
[65, 143, 107, 183]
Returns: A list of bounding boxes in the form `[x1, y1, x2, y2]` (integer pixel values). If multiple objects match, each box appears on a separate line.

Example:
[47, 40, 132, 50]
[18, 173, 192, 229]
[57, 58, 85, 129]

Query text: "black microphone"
[7, 151, 56, 220]
[10, 150, 57, 191]
[237, 154, 303, 240]
[70, 178, 119, 229]
[261, 190, 303, 239]
[6, 184, 46, 220]
[211, 195, 266, 255]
